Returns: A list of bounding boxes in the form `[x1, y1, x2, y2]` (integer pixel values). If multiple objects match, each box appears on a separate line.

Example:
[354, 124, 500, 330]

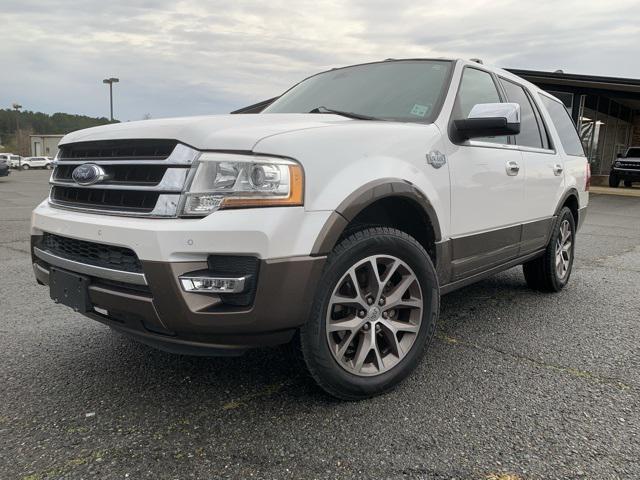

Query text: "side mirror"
[616, 153, 623, 158]
[454, 102, 521, 140]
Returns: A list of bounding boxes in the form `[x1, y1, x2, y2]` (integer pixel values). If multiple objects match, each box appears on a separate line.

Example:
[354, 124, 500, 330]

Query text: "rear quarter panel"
[529, 89, 589, 210]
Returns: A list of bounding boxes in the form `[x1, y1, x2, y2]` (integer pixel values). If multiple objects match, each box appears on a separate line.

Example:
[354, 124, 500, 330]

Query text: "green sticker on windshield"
[410, 104, 430, 117]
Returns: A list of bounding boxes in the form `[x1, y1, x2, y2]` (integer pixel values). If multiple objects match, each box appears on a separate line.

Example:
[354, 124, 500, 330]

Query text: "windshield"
[263, 60, 453, 123]
[626, 148, 640, 158]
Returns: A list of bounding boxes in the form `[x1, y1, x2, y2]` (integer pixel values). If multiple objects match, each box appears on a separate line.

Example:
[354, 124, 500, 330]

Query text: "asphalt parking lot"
[1, 170, 639, 480]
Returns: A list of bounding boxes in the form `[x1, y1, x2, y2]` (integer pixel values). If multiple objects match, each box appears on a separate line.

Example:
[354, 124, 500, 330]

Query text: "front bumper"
[611, 167, 640, 180]
[31, 201, 331, 261]
[31, 202, 332, 354]
[32, 237, 326, 354]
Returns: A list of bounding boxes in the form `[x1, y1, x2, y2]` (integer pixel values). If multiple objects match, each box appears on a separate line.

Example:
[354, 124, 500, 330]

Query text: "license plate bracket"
[49, 267, 91, 313]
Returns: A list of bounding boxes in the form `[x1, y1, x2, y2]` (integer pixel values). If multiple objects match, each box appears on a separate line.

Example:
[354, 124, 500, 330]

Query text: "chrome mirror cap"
[468, 102, 520, 123]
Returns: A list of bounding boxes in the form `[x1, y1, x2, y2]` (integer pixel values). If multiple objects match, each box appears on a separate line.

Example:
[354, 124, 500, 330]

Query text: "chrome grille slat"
[58, 139, 177, 161]
[51, 168, 190, 191]
[49, 141, 199, 217]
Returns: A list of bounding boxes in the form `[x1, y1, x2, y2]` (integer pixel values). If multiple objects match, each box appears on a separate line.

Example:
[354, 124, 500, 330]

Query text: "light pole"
[12, 103, 22, 159]
[102, 77, 119, 121]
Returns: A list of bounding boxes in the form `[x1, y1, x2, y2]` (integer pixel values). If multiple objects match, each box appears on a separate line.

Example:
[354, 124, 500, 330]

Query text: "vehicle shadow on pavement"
[37, 270, 534, 407]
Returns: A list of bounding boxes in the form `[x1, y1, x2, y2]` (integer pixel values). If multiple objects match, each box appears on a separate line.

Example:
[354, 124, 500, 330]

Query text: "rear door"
[446, 66, 525, 279]
[498, 77, 562, 255]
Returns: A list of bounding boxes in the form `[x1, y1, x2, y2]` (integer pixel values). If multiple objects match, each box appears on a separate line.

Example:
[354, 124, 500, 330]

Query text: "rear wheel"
[608, 174, 619, 187]
[523, 207, 575, 292]
[299, 227, 439, 400]
[624, 180, 633, 188]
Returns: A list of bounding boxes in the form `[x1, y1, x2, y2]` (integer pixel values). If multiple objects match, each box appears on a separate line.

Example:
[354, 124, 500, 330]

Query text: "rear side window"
[454, 68, 505, 144]
[540, 95, 585, 156]
[499, 79, 544, 149]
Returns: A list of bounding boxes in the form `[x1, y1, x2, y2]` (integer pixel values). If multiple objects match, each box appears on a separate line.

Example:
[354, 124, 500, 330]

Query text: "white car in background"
[0, 153, 22, 168]
[20, 156, 53, 170]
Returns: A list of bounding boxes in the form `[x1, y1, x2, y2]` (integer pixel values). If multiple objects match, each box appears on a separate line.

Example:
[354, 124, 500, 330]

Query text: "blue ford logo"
[71, 164, 105, 186]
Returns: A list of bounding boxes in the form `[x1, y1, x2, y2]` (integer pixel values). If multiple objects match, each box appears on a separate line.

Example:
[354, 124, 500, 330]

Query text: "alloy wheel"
[325, 255, 423, 376]
[555, 219, 572, 279]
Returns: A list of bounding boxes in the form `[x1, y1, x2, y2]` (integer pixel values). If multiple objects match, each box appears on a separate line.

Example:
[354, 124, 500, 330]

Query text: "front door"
[446, 67, 526, 280]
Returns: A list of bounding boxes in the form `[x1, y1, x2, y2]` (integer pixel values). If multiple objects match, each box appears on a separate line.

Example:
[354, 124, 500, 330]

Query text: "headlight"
[614, 161, 621, 168]
[182, 153, 304, 216]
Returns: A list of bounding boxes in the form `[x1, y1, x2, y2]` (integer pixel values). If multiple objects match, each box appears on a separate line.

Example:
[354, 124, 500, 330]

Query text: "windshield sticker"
[410, 104, 430, 117]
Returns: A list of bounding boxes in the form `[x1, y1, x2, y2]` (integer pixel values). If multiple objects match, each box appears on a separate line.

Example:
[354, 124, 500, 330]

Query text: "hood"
[60, 114, 353, 151]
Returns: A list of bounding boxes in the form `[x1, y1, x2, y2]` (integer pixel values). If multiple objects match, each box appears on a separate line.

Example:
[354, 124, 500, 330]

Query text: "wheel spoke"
[380, 259, 401, 288]
[348, 269, 366, 305]
[383, 319, 420, 333]
[329, 292, 368, 310]
[384, 274, 418, 310]
[327, 316, 364, 333]
[366, 257, 383, 301]
[353, 330, 373, 372]
[372, 338, 385, 371]
[336, 330, 359, 359]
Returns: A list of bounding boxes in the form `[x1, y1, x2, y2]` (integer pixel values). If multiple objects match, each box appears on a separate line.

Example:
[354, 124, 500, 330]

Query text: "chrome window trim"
[517, 145, 557, 155]
[458, 140, 557, 155]
[463, 140, 519, 151]
[33, 247, 148, 286]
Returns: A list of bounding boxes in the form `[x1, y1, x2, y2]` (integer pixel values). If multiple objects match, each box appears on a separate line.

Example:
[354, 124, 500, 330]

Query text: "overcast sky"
[2, 0, 640, 121]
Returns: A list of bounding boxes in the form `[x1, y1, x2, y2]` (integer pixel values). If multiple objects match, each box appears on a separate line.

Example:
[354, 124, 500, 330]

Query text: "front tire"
[21, 164, 30, 170]
[299, 227, 439, 400]
[608, 174, 619, 187]
[523, 207, 576, 292]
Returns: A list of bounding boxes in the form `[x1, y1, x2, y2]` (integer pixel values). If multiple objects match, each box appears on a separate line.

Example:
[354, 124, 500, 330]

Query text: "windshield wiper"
[309, 106, 380, 121]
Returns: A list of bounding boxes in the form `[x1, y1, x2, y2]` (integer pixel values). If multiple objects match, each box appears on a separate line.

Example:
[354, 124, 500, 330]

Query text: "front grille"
[40, 233, 142, 274]
[58, 139, 177, 161]
[51, 186, 160, 212]
[618, 161, 640, 170]
[49, 140, 198, 216]
[53, 164, 168, 185]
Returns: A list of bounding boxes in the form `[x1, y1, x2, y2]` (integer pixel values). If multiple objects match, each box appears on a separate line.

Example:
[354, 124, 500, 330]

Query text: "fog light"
[179, 275, 246, 293]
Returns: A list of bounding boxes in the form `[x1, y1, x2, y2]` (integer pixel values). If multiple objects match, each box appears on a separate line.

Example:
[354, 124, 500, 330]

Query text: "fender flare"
[554, 188, 580, 216]
[311, 179, 442, 255]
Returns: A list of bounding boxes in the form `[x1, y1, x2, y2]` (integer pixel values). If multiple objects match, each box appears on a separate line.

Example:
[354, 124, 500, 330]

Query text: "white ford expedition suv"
[31, 59, 589, 399]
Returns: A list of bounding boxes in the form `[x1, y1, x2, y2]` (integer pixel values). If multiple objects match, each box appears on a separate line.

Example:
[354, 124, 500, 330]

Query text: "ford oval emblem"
[71, 164, 105, 186]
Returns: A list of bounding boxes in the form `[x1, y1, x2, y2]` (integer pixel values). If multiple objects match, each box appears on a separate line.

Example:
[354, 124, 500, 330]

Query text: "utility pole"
[102, 77, 119, 121]
[12, 103, 22, 159]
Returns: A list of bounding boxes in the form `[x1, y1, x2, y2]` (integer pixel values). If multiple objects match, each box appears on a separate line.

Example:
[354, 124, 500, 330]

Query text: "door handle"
[506, 160, 520, 176]
[553, 164, 563, 176]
